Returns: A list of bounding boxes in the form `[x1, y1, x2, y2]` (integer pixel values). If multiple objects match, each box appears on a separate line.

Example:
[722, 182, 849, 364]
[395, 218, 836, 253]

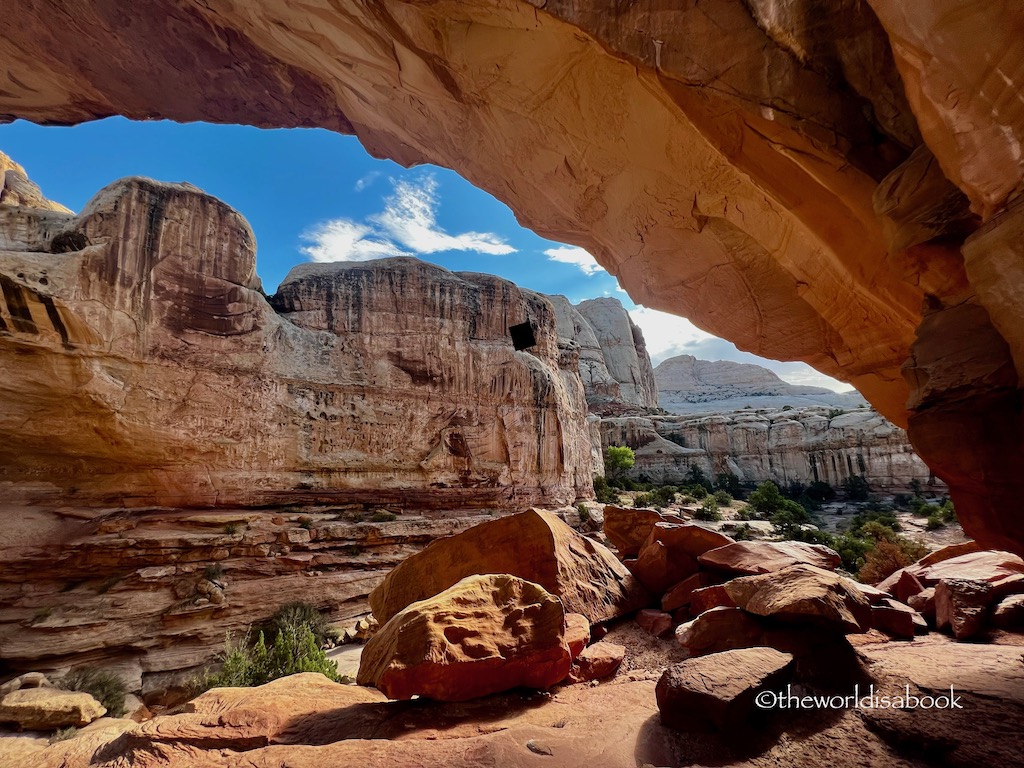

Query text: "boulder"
[675, 607, 765, 654]
[871, 598, 922, 639]
[697, 541, 842, 576]
[0, 672, 53, 697]
[648, 523, 734, 559]
[656, 647, 793, 730]
[602, 506, 669, 557]
[935, 578, 994, 640]
[565, 613, 591, 660]
[723, 564, 872, 633]
[567, 642, 626, 683]
[876, 568, 925, 603]
[631, 535, 699, 594]
[635, 609, 674, 638]
[689, 584, 737, 615]
[992, 594, 1024, 629]
[369, 509, 649, 625]
[662, 572, 714, 613]
[917, 541, 982, 567]
[0, 688, 106, 730]
[913, 550, 1024, 586]
[358, 574, 572, 701]
[908, 588, 937, 623]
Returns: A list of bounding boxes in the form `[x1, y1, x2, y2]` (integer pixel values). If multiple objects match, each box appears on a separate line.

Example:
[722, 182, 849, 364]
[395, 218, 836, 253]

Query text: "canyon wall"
[601, 407, 939, 493]
[0, 1, 1021, 547]
[0, 176, 593, 510]
[547, 294, 658, 415]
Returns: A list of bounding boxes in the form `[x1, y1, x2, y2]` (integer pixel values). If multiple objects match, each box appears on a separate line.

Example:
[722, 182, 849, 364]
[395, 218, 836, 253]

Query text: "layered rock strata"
[0, 176, 592, 509]
[601, 407, 941, 491]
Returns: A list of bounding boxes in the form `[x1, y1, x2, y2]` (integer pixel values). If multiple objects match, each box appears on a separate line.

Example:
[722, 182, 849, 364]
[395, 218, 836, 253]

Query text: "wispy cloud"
[542, 245, 605, 276]
[301, 174, 516, 263]
[354, 171, 381, 192]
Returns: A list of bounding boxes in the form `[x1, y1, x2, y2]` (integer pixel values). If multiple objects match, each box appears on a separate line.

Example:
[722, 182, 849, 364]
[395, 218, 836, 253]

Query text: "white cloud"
[301, 174, 516, 263]
[373, 177, 515, 255]
[629, 306, 851, 393]
[354, 171, 381, 192]
[542, 245, 605, 275]
[300, 220, 409, 263]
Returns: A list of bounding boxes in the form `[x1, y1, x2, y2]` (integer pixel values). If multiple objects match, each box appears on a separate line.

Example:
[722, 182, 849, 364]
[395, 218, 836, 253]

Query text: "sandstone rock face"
[1, 0, 1024, 550]
[0, 688, 105, 730]
[656, 647, 793, 730]
[0, 176, 592, 509]
[357, 574, 571, 701]
[601, 407, 942, 491]
[571, 298, 658, 412]
[368, 509, 648, 625]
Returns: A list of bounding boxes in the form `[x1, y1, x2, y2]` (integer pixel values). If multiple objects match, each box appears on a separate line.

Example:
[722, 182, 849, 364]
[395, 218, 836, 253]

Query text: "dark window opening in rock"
[509, 321, 536, 351]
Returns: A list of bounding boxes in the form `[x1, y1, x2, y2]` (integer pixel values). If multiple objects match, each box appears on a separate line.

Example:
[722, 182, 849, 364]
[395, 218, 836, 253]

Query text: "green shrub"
[713, 490, 732, 507]
[731, 523, 757, 541]
[203, 563, 224, 582]
[264, 602, 336, 646]
[198, 623, 340, 691]
[842, 475, 871, 501]
[592, 476, 619, 504]
[695, 496, 721, 522]
[58, 668, 127, 718]
[297, 516, 314, 529]
[687, 484, 709, 500]
[370, 511, 398, 523]
[223, 522, 241, 535]
[925, 514, 944, 530]
[49, 727, 79, 744]
[576, 503, 592, 524]
[633, 492, 656, 509]
[685, 465, 713, 492]
[714, 472, 742, 498]
[858, 537, 928, 583]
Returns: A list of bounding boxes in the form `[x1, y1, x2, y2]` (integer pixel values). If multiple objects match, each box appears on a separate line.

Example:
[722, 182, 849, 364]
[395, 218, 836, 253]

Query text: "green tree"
[695, 496, 721, 522]
[604, 446, 635, 481]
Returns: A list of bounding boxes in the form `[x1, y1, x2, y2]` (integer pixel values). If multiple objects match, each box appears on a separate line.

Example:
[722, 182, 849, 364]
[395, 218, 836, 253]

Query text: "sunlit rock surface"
[0, 1, 1022, 542]
[0, 177, 592, 509]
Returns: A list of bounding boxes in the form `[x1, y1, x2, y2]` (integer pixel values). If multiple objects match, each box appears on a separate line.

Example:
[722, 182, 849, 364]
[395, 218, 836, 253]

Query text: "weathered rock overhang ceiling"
[2, 0, 1023, 550]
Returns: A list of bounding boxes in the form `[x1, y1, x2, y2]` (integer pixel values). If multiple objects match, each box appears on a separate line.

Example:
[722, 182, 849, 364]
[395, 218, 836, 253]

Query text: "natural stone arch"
[2, 0, 1023, 550]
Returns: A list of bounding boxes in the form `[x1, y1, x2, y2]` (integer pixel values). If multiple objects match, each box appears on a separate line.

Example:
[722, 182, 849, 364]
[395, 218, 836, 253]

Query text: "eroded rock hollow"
[1, 0, 1023, 548]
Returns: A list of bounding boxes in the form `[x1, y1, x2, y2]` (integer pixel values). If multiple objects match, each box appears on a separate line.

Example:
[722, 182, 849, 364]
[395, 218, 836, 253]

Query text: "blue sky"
[1, 118, 847, 391]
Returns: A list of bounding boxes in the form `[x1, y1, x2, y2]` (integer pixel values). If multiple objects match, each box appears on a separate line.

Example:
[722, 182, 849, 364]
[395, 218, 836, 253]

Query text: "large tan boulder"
[723, 564, 872, 633]
[674, 607, 764, 654]
[697, 541, 842, 576]
[358, 574, 572, 701]
[0, 688, 105, 730]
[656, 647, 793, 730]
[369, 509, 649, 625]
[912, 551, 1024, 586]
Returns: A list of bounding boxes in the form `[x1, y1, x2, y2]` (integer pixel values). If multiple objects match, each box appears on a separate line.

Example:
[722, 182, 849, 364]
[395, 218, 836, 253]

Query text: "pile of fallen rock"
[0, 674, 106, 732]
[355, 503, 1024, 731]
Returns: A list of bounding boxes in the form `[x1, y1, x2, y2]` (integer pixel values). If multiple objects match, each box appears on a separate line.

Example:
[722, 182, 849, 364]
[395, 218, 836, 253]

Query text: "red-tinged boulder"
[917, 541, 982, 567]
[871, 598, 922, 639]
[935, 578, 994, 640]
[908, 588, 937, 624]
[877, 569, 926, 603]
[697, 541, 841, 576]
[690, 584, 737, 615]
[724, 564, 872, 633]
[602, 505, 669, 557]
[648, 523, 734, 560]
[912, 550, 1024, 586]
[854, 581, 892, 605]
[656, 647, 793, 730]
[358, 574, 572, 701]
[567, 642, 626, 683]
[675, 607, 765, 654]
[369, 509, 649, 625]
[992, 573, 1024, 599]
[565, 613, 591, 660]
[636, 609, 674, 638]
[631, 537, 699, 594]
[992, 594, 1024, 629]
[662, 572, 715, 613]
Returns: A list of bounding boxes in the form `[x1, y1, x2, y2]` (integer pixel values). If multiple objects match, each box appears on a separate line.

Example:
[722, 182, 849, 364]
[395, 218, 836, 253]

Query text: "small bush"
[713, 490, 732, 507]
[858, 537, 929, 584]
[695, 496, 721, 522]
[592, 476, 619, 504]
[370, 511, 397, 523]
[203, 563, 224, 582]
[59, 668, 127, 718]
[223, 522, 241, 535]
[842, 475, 871, 501]
[297, 516, 314, 529]
[731, 523, 757, 541]
[576, 503, 591, 524]
[687, 484, 709, 500]
[49, 727, 79, 744]
[685, 465, 713, 492]
[633, 492, 656, 509]
[197, 623, 340, 691]
[265, 601, 336, 646]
